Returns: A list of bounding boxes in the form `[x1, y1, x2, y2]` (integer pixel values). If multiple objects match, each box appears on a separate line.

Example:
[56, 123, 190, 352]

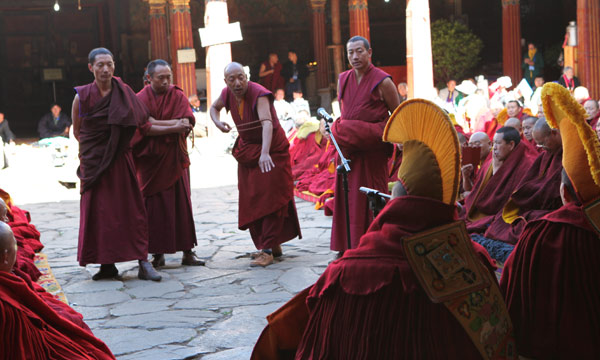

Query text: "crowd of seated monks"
[0, 189, 114, 360]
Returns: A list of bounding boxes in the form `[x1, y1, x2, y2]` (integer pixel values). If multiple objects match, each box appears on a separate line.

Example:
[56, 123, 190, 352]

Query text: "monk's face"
[0, 205, 8, 223]
[533, 129, 561, 153]
[347, 40, 371, 72]
[469, 137, 491, 161]
[88, 54, 114, 83]
[584, 100, 599, 120]
[522, 119, 536, 141]
[150, 65, 172, 94]
[492, 133, 515, 162]
[506, 102, 521, 118]
[224, 66, 248, 98]
[0, 233, 16, 273]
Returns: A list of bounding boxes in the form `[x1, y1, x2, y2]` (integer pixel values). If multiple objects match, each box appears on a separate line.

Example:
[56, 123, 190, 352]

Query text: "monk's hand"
[259, 153, 275, 173]
[461, 164, 473, 178]
[181, 118, 191, 128]
[216, 121, 232, 133]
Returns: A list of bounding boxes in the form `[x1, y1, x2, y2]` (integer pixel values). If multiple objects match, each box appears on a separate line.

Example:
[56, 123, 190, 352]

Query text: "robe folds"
[289, 126, 326, 181]
[294, 196, 496, 359]
[464, 141, 536, 234]
[221, 82, 301, 250]
[133, 85, 197, 254]
[330, 64, 392, 251]
[484, 149, 563, 244]
[0, 270, 115, 360]
[76, 78, 151, 266]
[295, 140, 337, 208]
[500, 202, 600, 358]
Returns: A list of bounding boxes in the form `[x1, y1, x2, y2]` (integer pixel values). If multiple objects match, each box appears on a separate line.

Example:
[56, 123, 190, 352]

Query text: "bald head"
[0, 198, 7, 223]
[533, 117, 551, 136]
[223, 62, 248, 98]
[505, 117, 522, 134]
[0, 222, 16, 272]
[522, 117, 537, 141]
[224, 62, 244, 77]
[533, 117, 562, 153]
[468, 132, 492, 161]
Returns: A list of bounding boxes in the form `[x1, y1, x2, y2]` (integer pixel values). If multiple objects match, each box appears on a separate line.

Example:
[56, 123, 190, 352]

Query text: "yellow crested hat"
[382, 99, 461, 205]
[541, 82, 600, 204]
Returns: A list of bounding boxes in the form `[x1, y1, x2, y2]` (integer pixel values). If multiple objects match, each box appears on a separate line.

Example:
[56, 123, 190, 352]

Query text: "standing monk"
[329, 36, 400, 255]
[132, 59, 204, 268]
[209, 62, 301, 267]
[72, 48, 161, 281]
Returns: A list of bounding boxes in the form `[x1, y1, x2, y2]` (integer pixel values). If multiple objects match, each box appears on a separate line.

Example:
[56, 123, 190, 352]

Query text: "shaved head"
[223, 62, 248, 98]
[522, 117, 537, 141]
[533, 117, 551, 136]
[469, 132, 492, 161]
[0, 222, 16, 272]
[0, 198, 7, 223]
[533, 117, 562, 153]
[224, 62, 244, 77]
[505, 117, 522, 133]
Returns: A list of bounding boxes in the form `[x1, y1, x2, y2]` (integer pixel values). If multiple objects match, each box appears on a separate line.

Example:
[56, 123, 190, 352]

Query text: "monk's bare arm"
[258, 63, 273, 78]
[148, 117, 180, 126]
[209, 96, 232, 133]
[378, 78, 401, 113]
[257, 96, 275, 173]
[72, 94, 80, 141]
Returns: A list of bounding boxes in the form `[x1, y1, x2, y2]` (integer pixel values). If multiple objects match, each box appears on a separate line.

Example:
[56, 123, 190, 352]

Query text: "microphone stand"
[319, 112, 352, 251]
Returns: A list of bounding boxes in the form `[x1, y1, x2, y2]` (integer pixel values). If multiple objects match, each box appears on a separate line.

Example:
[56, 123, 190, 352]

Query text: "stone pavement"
[24, 186, 333, 359]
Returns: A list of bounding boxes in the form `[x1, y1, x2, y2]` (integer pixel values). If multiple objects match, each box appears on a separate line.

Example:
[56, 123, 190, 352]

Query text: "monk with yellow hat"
[252, 100, 516, 359]
[501, 83, 600, 358]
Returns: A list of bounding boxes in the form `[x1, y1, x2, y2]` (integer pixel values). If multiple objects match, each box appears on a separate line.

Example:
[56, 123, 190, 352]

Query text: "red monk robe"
[463, 141, 536, 234]
[330, 64, 392, 251]
[0, 270, 115, 359]
[260, 60, 285, 93]
[484, 108, 533, 140]
[295, 196, 496, 359]
[288, 122, 326, 180]
[76, 78, 151, 266]
[132, 85, 197, 254]
[220, 82, 301, 250]
[295, 140, 337, 209]
[501, 202, 600, 358]
[484, 149, 563, 244]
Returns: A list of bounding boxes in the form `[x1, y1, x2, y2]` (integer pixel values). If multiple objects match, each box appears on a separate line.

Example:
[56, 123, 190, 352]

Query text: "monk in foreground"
[210, 62, 301, 267]
[0, 222, 115, 359]
[72, 47, 160, 281]
[501, 83, 600, 358]
[252, 100, 515, 359]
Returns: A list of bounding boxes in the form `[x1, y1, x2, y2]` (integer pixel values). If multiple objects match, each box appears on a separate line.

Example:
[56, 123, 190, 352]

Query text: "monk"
[252, 101, 514, 360]
[521, 116, 538, 146]
[259, 53, 285, 93]
[584, 99, 600, 129]
[501, 82, 600, 358]
[463, 126, 536, 234]
[288, 111, 326, 180]
[72, 47, 161, 281]
[0, 222, 115, 359]
[210, 62, 301, 267]
[461, 132, 492, 193]
[132, 59, 204, 268]
[329, 36, 400, 255]
[505, 116, 539, 154]
[484, 118, 563, 249]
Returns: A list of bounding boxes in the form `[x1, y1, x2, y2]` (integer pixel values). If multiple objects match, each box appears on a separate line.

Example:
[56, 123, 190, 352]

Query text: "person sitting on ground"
[273, 88, 295, 134]
[504, 117, 522, 134]
[461, 132, 492, 193]
[289, 110, 326, 180]
[584, 99, 600, 129]
[291, 90, 310, 116]
[501, 83, 600, 358]
[0, 222, 116, 359]
[38, 103, 72, 139]
[522, 116, 537, 144]
[438, 79, 458, 107]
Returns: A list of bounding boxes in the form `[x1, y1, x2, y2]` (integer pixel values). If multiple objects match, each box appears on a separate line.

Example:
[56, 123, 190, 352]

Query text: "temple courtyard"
[1, 137, 333, 359]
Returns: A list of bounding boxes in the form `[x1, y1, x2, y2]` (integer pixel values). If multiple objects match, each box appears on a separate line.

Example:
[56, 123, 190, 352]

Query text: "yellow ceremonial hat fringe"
[382, 99, 461, 205]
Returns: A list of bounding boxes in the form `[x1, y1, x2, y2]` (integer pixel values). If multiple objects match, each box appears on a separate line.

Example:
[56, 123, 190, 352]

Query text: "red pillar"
[168, 0, 196, 97]
[348, 0, 370, 42]
[577, 0, 600, 99]
[311, 0, 329, 90]
[501, 0, 522, 85]
[148, 0, 169, 61]
[331, 0, 344, 81]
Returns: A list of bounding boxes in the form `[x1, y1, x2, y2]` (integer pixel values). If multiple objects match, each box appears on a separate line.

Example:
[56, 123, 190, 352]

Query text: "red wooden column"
[577, 0, 600, 99]
[168, 0, 196, 97]
[348, 0, 370, 42]
[148, 0, 169, 61]
[310, 0, 329, 90]
[501, 0, 522, 84]
[331, 0, 344, 80]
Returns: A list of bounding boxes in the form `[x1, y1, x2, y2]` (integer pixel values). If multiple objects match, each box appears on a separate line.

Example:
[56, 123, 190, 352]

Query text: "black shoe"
[181, 250, 205, 266]
[138, 260, 162, 281]
[152, 254, 165, 268]
[92, 264, 119, 281]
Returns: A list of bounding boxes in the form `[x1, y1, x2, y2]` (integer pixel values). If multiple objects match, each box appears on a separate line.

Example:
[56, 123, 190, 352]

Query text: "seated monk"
[505, 116, 539, 155]
[521, 116, 538, 150]
[252, 100, 515, 360]
[288, 110, 326, 180]
[501, 83, 600, 358]
[463, 126, 536, 234]
[484, 118, 563, 247]
[461, 132, 492, 194]
[584, 99, 600, 129]
[484, 100, 533, 139]
[0, 222, 115, 359]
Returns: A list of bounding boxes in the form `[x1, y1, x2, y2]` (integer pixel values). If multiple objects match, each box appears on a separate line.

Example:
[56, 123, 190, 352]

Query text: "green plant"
[431, 19, 483, 85]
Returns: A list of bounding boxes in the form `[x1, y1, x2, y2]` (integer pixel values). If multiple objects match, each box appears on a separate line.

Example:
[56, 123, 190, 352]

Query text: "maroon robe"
[484, 149, 563, 244]
[588, 112, 600, 130]
[501, 202, 600, 358]
[296, 196, 496, 359]
[132, 85, 197, 254]
[463, 142, 536, 234]
[289, 131, 326, 180]
[260, 61, 285, 93]
[76, 78, 151, 266]
[221, 82, 301, 250]
[330, 64, 392, 251]
[0, 270, 115, 359]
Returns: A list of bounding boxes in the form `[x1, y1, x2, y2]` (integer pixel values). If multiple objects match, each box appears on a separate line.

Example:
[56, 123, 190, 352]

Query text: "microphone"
[317, 107, 335, 123]
[359, 187, 391, 199]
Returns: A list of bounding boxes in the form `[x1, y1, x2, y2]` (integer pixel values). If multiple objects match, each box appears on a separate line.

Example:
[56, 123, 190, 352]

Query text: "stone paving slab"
[24, 185, 334, 359]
